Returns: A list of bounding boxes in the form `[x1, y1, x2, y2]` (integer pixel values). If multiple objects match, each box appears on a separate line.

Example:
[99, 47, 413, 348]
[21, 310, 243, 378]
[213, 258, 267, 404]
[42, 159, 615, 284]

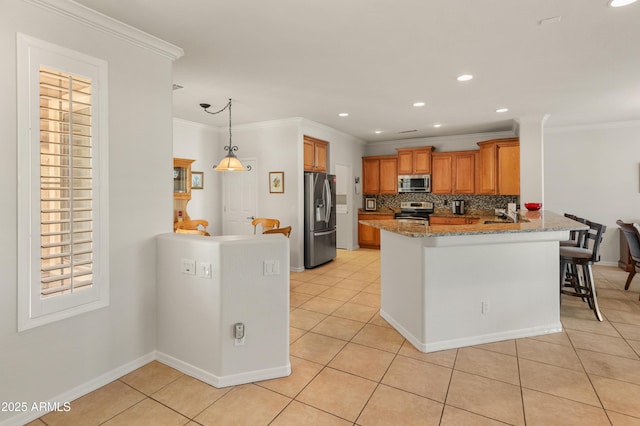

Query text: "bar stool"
[560, 220, 607, 321]
[561, 214, 587, 248]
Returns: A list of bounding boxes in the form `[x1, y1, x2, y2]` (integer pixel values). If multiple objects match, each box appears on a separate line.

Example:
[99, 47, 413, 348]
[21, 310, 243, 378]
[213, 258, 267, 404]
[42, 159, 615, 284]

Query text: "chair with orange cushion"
[263, 226, 291, 238]
[176, 228, 209, 236]
[175, 219, 210, 236]
[252, 218, 280, 234]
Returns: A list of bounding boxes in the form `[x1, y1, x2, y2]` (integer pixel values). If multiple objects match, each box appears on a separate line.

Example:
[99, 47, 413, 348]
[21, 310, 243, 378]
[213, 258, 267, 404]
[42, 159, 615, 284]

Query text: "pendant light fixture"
[200, 99, 247, 172]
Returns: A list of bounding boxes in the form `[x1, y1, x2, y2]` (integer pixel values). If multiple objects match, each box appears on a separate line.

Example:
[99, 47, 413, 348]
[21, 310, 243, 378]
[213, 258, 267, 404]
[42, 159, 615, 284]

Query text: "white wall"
[545, 121, 640, 265]
[172, 117, 366, 270]
[173, 119, 222, 234]
[0, 1, 177, 423]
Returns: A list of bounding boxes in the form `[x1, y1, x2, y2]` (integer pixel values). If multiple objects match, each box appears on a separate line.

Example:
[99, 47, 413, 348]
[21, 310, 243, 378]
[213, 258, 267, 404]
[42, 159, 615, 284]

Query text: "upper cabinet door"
[396, 146, 433, 174]
[303, 135, 329, 172]
[476, 138, 520, 195]
[431, 153, 453, 194]
[452, 151, 476, 194]
[497, 142, 520, 195]
[413, 147, 433, 174]
[379, 156, 398, 194]
[397, 150, 413, 175]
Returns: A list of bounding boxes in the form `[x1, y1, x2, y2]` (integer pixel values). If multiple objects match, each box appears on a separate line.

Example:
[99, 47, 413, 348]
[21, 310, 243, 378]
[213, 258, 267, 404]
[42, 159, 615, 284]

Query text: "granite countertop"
[358, 210, 587, 238]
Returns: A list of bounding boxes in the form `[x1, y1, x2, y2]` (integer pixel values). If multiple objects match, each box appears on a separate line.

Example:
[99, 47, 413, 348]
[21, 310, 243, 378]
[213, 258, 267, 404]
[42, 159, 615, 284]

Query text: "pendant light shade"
[214, 148, 246, 171]
[200, 99, 248, 172]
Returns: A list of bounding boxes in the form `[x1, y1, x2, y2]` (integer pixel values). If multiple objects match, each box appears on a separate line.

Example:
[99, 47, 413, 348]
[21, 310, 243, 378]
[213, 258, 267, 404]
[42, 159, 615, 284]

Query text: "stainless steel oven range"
[394, 201, 434, 222]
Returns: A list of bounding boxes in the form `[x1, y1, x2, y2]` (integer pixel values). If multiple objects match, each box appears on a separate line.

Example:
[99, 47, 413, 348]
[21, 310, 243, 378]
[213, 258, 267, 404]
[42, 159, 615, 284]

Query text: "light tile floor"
[32, 249, 640, 425]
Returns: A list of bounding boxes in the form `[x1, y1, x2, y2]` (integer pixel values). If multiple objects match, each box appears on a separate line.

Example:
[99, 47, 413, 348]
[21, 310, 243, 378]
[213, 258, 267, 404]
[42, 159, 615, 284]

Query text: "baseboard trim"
[0, 352, 155, 426]
[156, 351, 291, 388]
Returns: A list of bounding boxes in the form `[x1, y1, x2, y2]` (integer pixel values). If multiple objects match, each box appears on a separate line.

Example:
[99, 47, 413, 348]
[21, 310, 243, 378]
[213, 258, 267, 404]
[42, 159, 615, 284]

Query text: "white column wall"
[517, 116, 548, 206]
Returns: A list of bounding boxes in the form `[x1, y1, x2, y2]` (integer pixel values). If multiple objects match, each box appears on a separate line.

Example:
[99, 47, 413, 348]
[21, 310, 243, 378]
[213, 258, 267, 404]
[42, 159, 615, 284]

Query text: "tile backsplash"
[371, 193, 519, 211]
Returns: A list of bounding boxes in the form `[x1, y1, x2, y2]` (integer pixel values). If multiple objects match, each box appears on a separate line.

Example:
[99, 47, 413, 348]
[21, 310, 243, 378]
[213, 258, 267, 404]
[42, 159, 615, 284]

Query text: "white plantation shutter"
[39, 68, 95, 297]
[18, 34, 109, 331]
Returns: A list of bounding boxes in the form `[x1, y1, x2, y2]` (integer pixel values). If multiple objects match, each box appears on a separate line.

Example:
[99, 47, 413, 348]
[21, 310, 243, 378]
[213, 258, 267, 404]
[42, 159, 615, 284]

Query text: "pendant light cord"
[200, 99, 233, 152]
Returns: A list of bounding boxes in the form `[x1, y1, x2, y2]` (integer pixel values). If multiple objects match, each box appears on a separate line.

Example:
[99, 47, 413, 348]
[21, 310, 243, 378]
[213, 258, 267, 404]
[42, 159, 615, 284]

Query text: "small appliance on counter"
[394, 201, 434, 221]
[452, 200, 465, 215]
[365, 198, 377, 211]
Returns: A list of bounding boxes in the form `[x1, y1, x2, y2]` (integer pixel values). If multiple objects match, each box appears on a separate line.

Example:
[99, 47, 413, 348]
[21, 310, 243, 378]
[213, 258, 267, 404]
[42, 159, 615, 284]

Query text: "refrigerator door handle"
[313, 229, 335, 237]
[323, 178, 332, 225]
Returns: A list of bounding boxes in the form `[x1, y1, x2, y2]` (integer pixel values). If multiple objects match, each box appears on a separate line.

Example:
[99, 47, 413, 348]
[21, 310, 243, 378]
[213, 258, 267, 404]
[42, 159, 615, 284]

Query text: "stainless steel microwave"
[398, 175, 431, 193]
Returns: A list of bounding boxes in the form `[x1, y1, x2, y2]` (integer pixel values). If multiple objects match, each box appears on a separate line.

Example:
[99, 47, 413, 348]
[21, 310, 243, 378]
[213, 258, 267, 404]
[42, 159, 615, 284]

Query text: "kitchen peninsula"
[359, 211, 585, 353]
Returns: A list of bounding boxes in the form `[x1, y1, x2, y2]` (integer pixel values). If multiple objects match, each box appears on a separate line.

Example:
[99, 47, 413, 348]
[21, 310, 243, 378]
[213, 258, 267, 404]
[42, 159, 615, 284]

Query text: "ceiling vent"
[398, 129, 417, 134]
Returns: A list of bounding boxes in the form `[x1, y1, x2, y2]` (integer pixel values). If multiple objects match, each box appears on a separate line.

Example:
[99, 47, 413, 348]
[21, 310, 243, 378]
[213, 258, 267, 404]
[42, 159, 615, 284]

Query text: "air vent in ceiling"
[398, 129, 417, 134]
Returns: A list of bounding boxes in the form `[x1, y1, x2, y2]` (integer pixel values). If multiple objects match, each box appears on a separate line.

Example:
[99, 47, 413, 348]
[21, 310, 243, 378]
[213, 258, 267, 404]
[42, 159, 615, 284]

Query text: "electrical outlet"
[233, 323, 245, 346]
[181, 258, 196, 275]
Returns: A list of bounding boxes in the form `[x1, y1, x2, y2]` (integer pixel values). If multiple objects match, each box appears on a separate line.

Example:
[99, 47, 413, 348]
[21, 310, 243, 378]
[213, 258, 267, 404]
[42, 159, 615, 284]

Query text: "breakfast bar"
[359, 211, 586, 353]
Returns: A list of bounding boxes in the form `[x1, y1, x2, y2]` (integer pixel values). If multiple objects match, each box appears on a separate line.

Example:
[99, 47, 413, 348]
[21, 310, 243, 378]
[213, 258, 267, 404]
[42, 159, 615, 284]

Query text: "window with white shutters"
[18, 34, 109, 331]
[40, 68, 95, 298]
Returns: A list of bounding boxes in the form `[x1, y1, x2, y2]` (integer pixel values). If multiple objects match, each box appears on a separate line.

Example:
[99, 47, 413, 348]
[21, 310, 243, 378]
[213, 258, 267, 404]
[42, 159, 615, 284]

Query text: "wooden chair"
[252, 218, 280, 234]
[616, 220, 640, 297]
[176, 228, 209, 236]
[175, 219, 210, 236]
[263, 226, 291, 238]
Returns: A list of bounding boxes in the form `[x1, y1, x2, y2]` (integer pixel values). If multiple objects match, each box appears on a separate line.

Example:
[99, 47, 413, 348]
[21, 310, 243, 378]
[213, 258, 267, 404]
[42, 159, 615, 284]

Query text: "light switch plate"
[263, 260, 280, 275]
[197, 262, 212, 279]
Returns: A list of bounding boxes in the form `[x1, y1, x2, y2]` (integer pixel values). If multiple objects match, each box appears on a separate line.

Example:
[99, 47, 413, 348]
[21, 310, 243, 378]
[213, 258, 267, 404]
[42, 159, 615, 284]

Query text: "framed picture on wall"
[191, 171, 203, 189]
[269, 172, 284, 193]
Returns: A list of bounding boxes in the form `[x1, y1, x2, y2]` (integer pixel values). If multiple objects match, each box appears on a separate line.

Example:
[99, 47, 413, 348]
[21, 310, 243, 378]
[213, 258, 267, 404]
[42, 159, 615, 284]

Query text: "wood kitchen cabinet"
[430, 216, 479, 225]
[477, 138, 520, 195]
[431, 151, 477, 194]
[358, 213, 394, 248]
[397, 146, 434, 175]
[304, 135, 328, 172]
[362, 156, 397, 194]
[173, 157, 195, 222]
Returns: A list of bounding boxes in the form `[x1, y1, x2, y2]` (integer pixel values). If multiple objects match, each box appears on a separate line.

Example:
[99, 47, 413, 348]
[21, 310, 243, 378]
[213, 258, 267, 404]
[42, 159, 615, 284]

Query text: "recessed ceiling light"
[457, 74, 473, 82]
[496, 108, 509, 113]
[433, 124, 442, 128]
[338, 112, 349, 117]
[413, 102, 425, 107]
[609, 0, 637, 7]
[375, 130, 383, 134]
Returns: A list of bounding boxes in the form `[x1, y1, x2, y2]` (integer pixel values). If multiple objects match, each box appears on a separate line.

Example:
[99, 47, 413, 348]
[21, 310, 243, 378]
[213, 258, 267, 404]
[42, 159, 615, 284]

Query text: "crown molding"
[545, 119, 640, 134]
[24, 0, 184, 60]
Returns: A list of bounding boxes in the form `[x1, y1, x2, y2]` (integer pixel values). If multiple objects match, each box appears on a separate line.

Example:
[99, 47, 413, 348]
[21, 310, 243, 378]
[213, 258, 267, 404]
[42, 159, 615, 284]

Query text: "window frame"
[17, 33, 109, 331]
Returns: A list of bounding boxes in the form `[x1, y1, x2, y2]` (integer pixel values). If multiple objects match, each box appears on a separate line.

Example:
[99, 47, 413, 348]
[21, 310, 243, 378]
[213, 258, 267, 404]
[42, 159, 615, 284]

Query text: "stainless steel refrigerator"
[304, 172, 337, 268]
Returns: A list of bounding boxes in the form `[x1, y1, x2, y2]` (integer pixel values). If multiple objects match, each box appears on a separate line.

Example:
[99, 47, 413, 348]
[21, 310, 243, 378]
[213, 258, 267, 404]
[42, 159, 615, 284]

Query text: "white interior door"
[222, 159, 257, 235]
